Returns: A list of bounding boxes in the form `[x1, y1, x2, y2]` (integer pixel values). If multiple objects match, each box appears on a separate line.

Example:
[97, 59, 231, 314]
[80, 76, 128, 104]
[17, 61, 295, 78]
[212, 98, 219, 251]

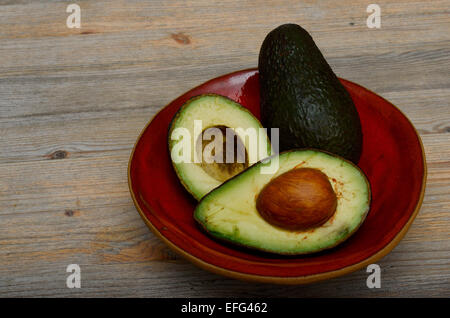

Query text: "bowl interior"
[129, 69, 425, 280]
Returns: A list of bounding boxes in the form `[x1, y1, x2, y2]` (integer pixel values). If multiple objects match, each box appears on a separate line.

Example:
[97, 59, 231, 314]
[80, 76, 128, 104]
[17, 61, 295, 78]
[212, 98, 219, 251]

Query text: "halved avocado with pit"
[168, 94, 271, 200]
[194, 149, 371, 255]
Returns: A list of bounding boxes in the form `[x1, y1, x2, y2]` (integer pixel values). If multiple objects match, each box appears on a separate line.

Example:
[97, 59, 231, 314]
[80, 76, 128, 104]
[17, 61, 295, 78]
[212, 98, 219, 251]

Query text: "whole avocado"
[259, 23, 362, 163]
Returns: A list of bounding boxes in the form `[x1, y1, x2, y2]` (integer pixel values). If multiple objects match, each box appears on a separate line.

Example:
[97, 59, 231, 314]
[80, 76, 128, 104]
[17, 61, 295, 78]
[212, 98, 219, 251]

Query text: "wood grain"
[0, 0, 449, 297]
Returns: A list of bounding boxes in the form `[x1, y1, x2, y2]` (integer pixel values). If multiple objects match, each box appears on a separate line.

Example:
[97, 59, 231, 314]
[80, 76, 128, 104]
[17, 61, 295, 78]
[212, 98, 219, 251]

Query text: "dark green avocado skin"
[258, 23, 362, 163]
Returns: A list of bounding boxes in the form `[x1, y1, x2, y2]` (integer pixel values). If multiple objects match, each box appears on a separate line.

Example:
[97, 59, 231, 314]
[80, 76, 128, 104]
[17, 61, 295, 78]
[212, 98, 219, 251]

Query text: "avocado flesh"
[194, 149, 370, 255]
[259, 24, 363, 163]
[168, 94, 271, 200]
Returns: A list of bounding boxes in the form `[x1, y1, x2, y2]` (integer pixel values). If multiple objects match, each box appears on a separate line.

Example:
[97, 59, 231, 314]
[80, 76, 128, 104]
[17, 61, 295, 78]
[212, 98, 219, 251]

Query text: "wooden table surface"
[0, 0, 449, 297]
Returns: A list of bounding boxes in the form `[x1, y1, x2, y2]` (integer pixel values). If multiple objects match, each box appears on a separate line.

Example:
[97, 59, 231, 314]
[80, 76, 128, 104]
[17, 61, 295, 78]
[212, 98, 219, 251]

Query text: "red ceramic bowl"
[128, 69, 426, 284]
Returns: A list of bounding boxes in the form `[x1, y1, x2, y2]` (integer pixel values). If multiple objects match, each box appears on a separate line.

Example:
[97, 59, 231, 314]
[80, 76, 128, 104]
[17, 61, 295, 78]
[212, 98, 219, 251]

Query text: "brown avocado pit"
[256, 168, 337, 231]
[195, 125, 249, 182]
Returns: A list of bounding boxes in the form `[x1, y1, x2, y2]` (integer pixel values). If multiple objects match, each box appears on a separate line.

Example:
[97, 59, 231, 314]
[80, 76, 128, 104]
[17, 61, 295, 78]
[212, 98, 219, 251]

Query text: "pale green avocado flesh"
[168, 94, 271, 200]
[194, 149, 371, 255]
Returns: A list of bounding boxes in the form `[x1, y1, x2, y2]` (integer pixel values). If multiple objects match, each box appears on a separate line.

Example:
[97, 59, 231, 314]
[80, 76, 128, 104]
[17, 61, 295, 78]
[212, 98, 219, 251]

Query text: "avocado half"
[168, 94, 271, 200]
[194, 149, 371, 255]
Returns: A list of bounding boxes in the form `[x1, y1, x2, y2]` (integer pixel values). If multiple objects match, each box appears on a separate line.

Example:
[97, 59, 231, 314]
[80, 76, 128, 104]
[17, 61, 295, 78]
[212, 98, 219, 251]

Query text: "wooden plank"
[0, 88, 448, 164]
[0, 0, 449, 297]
